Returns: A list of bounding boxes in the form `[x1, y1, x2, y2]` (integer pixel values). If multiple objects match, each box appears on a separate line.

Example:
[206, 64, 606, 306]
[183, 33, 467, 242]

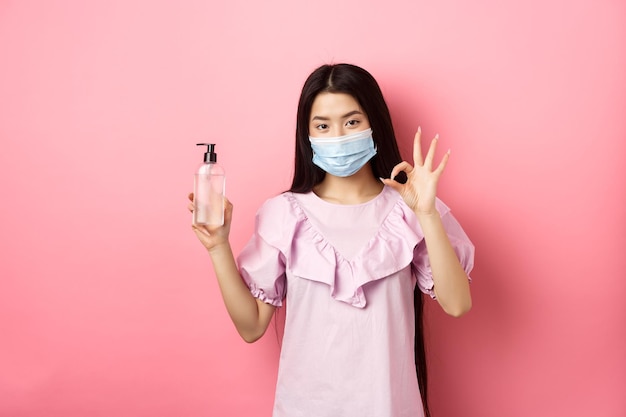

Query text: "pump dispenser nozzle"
[197, 143, 217, 163]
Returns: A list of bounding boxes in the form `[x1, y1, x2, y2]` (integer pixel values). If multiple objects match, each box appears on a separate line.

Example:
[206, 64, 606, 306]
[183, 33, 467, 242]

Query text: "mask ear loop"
[371, 130, 377, 151]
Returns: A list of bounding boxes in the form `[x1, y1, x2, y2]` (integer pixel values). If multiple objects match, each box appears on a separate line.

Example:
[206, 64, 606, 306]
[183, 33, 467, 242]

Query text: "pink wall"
[1, 0, 624, 416]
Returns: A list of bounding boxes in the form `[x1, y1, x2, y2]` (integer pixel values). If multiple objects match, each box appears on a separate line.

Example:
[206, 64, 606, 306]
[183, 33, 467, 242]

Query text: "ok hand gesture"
[381, 127, 449, 216]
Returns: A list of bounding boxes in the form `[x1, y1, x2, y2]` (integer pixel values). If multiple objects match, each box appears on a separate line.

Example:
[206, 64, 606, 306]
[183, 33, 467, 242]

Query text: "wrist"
[208, 240, 232, 257]
[415, 211, 443, 229]
[415, 210, 440, 220]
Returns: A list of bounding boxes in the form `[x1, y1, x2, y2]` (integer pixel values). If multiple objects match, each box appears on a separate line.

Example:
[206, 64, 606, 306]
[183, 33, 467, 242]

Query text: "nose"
[330, 125, 348, 137]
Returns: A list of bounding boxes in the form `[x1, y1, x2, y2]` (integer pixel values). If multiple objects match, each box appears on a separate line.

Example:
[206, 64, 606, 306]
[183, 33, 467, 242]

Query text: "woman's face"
[308, 93, 371, 138]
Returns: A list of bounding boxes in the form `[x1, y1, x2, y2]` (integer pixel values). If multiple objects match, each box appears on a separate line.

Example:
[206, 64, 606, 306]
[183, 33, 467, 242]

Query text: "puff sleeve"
[237, 194, 295, 307]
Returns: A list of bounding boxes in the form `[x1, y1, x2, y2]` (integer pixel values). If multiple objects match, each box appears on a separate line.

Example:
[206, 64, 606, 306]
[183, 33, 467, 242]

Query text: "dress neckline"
[306, 184, 390, 208]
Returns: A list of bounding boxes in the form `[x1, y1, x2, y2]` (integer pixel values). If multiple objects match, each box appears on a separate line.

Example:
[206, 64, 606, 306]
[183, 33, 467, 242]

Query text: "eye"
[315, 123, 329, 130]
[346, 119, 360, 127]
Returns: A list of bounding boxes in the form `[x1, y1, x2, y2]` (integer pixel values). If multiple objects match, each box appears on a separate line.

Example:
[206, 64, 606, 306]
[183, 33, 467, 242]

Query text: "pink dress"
[237, 186, 474, 417]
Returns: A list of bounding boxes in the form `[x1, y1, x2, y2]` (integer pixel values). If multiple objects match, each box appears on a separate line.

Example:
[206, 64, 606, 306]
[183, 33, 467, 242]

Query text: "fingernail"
[435, 134, 439, 140]
[418, 126, 421, 133]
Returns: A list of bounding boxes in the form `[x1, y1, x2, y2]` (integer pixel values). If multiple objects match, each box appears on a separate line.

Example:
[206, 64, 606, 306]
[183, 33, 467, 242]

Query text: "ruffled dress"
[237, 185, 474, 417]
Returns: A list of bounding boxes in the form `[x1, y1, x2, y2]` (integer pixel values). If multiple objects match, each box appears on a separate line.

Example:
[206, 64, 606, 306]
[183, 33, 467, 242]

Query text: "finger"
[188, 203, 194, 212]
[424, 134, 439, 170]
[413, 127, 423, 166]
[188, 192, 194, 202]
[191, 224, 207, 236]
[389, 161, 414, 181]
[380, 177, 403, 193]
[434, 149, 451, 176]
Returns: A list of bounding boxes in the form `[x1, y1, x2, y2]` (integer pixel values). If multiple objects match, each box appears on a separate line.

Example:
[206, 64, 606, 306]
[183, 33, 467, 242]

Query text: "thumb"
[223, 197, 234, 223]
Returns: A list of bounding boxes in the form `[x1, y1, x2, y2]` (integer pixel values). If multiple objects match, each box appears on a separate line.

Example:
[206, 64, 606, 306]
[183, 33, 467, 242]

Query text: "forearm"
[417, 213, 472, 317]
[208, 243, 275, 342]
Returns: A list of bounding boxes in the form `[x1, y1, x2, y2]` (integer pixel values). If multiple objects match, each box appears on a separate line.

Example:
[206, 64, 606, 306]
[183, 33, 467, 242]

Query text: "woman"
[190, 63, 474, 417]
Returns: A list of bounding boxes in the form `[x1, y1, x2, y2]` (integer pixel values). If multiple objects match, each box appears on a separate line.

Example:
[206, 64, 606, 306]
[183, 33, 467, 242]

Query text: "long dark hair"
[288, 63, 430, 416]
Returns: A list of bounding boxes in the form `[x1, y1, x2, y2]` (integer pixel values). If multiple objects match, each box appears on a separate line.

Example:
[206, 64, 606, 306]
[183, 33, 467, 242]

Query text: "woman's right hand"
[188, 193, 233, 253]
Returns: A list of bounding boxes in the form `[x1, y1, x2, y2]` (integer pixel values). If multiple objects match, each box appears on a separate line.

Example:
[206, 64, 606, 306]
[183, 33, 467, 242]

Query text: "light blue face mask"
[309, 128, 377, 177]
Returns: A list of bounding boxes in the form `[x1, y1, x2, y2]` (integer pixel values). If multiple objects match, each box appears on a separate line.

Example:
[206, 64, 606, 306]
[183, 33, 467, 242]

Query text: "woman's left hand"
[381, 127, 449, 216]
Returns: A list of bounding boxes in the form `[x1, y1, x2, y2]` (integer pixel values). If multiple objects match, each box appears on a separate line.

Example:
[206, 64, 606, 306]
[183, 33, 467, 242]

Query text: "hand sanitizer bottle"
[193, 143, 225, 226]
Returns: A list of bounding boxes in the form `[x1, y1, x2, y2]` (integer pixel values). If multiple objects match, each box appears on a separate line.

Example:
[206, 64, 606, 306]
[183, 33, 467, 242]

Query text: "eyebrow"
[310, 110, 363, 121]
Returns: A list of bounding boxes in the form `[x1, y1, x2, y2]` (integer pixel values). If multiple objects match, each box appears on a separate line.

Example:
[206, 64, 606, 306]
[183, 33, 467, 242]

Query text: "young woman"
[189, 63, 474, 417]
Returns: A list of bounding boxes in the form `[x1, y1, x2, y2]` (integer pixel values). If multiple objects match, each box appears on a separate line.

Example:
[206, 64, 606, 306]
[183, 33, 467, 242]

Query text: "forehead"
[310, 93, 363, 119]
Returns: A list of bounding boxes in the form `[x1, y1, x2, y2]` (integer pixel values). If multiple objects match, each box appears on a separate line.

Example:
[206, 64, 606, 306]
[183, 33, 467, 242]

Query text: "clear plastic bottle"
[193, 143, 225, 226]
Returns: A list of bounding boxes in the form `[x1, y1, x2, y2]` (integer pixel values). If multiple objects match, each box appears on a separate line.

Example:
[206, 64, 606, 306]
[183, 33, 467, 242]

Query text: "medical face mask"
[309, 128, 377, 177]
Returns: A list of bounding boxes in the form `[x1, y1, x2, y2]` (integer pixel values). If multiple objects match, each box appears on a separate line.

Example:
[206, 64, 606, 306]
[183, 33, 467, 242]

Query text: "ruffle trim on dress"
[256, 191, 434, 309]
[248, 281, 284, 307]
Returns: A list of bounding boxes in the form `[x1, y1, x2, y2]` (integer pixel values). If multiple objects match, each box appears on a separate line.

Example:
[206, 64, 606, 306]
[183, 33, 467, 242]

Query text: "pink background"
[1, 0, 625, 416]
